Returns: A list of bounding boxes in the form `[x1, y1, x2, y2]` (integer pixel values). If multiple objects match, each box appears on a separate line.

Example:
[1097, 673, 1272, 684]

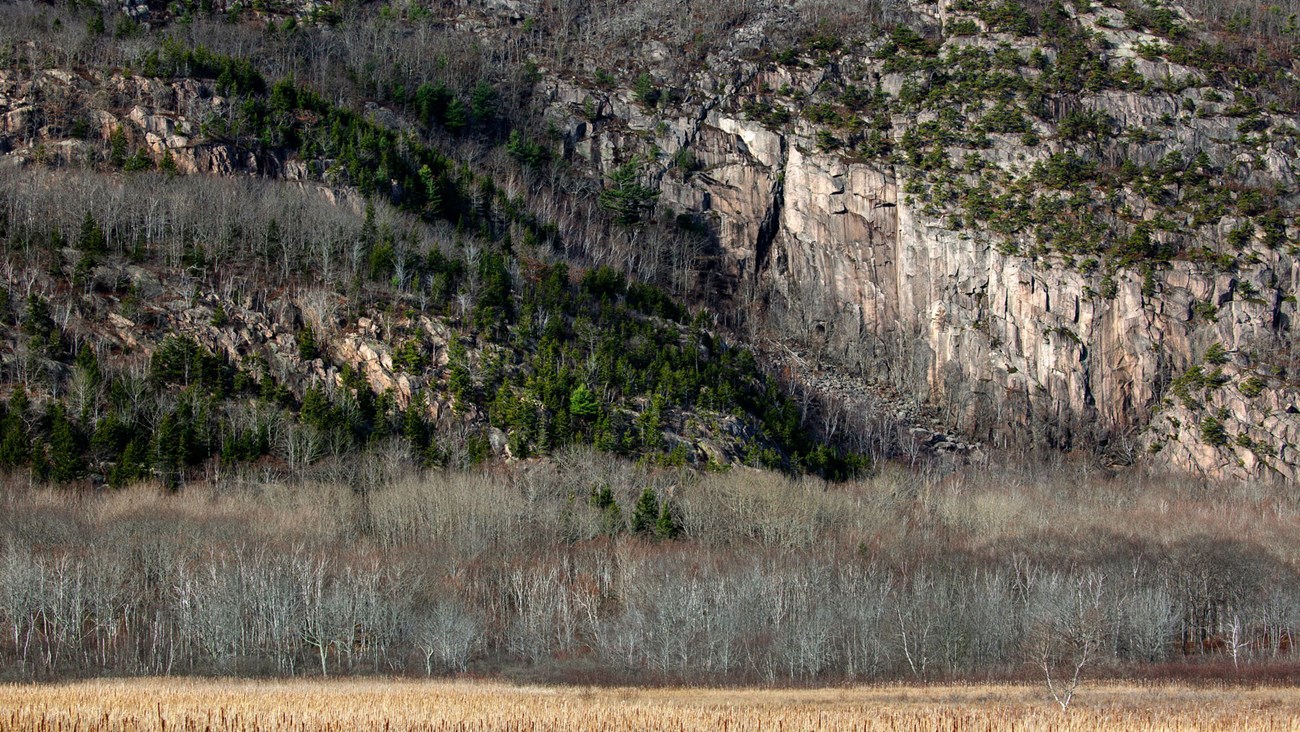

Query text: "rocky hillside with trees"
[4, 0, 1297, 481]
[528, 0, 1300, 481]
[0, 0, 1299, 686]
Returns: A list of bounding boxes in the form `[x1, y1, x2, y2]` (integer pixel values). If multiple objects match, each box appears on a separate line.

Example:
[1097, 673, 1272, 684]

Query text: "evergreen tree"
[76, 211, 107, 254]
[153, 403, 198, 490]
[300, 385, 333, 431]
[108, 438, 149, 488]
[590, 486, 623, 536]
[47, 403, 83, 482]
[631, 488, 659, 535]
[75, 344, 102, 388]
[109, 126, 128, 168]
[633, 73, 660, 109]
[470, 80, 497, 126]
[413, 82, 452, 128]
[296, 324, 320, 361]
[654, 498, 681, 540]
[91, 412, 130, 459]
[447, 337, 473, 412]
[418, 164, 444, 217]
[569, 383, 599, 419]
[23, 294, 54, 343]
[444, 97, 468, 133]
[0, 390, 28, 468]
[598, 157, 659, 224]
[506, 130, 548, 167]
[29, 440, 50, 482]
[402, 397, 429, 450]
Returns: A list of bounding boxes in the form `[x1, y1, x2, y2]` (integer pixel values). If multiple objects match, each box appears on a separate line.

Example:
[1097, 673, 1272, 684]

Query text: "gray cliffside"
[538, 0, 1300, 481]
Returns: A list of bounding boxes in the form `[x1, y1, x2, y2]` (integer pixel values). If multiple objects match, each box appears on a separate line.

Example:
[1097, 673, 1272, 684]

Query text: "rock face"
[2, 1, 1296, 480]
[539, 7, 1300, 481]
[0, 69, 268, 177]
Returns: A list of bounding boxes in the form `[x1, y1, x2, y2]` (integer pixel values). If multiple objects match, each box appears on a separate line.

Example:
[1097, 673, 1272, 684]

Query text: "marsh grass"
[4, 678, 1300, 731]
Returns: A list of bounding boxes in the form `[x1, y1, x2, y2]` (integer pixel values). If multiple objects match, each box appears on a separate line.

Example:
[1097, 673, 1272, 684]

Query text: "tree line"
[0, 454, 1296, 682]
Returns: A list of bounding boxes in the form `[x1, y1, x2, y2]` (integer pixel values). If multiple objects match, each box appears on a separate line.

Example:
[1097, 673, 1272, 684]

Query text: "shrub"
[1204, 342, 1228, 365]
[1239, 375, 1265, 397]
[1199, 414, 1228, 446]
[634, 73, 660, 109]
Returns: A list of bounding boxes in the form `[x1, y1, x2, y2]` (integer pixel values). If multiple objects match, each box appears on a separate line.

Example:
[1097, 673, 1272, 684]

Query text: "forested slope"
[0, 0, 1298, 686]
[0, 3, 878, 488]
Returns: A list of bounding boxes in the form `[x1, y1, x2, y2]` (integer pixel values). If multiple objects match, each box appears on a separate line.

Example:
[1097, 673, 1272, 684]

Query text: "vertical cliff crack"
[753, 134, 787, 284]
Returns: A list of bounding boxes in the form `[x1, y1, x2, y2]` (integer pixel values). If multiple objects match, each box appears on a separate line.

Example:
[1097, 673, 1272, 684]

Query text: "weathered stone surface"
[542, 17, 1300, 481]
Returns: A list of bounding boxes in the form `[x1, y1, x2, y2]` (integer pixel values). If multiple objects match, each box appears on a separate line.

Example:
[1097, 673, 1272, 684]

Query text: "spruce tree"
[569, 383, 599, 419]
[631, 488, 659, 535]
[0, 391, 28, 468]
[296, 324, 320, 360]
[76, 212, 107, 254]
[30, 440, 50, 482]
[109, 438, 149, 488]
[402, 398, 429, 450]
[590, 486, 623, 536]
[300, 385, 332, 430]
[444, 97, 468, 133]
[654, 499, 681, 540]
[109, 126, 128, 168]
[75, 344, 102, 388]
[470, 81, 497, 126]
[47, 403, 83, 482]
[23, 294, 54, 343]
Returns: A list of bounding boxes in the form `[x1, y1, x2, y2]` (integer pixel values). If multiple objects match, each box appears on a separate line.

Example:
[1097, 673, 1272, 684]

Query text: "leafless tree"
[1026, 571, 1108, 712]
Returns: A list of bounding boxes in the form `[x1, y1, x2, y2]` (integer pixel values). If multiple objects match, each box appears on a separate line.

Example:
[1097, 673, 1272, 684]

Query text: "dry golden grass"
[3, 678, 1300, 731]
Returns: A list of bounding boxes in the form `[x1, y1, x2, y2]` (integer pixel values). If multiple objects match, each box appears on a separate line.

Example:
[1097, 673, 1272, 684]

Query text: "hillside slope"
[529, 0, 1300, 479]
[1, 0, 1298, 481]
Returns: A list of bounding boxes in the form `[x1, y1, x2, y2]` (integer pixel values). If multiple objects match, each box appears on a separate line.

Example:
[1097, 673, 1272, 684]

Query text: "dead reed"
[3, 678, 1300, 731]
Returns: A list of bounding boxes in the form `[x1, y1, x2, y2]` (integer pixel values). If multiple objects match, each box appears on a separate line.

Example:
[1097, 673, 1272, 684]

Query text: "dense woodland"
[0, 0, 1298, 687]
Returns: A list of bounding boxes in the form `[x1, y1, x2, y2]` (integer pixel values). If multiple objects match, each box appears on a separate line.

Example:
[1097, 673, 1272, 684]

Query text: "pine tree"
[470, 81, 497, 126]
[590, 486, 623, 536]
[402, 398, 429, 450]
[598, 157, 659, 225]
[418, 164, 444, 217]
[631, 488, 659, 535]
[654, 499, 681, 540]
[447, 337, 473, 412]
[47, 403, 83, 482]
[569, 383, 599, 419]
[153, 403, 197, 490]
[633, 73, 660, 109]
[75, 344, 102, 388]
[91, 412, 129, 458]
[109, 438, 149, 488]
[300, 385, 332, 431]
[0, 391, 28, 468]
[296, 324, 320, 360]
[76, 211, 107, 254]
[444, 97, 468, 133]
[23, 294, 54, 343]
[109, 126, 128, 168]
[30, 440, 50, 482]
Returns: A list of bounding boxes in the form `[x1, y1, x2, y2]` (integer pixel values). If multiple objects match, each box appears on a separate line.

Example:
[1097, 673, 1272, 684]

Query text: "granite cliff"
[0, 0, 1296, 480]
[533, 0, 1300, 480]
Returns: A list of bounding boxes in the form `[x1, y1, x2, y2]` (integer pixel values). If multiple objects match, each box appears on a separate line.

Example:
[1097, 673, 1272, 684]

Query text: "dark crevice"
[753, 135, 787, 285]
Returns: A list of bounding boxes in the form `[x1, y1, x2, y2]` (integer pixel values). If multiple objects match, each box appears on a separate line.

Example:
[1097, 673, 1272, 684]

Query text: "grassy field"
[3, 678, 1300, 731]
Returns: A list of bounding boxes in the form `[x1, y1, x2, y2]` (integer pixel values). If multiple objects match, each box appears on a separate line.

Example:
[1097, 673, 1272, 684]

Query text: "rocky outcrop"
[0, 69, 270, 177]
[4, 1, 1297, 480]
[540, 6, 1300, 481]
